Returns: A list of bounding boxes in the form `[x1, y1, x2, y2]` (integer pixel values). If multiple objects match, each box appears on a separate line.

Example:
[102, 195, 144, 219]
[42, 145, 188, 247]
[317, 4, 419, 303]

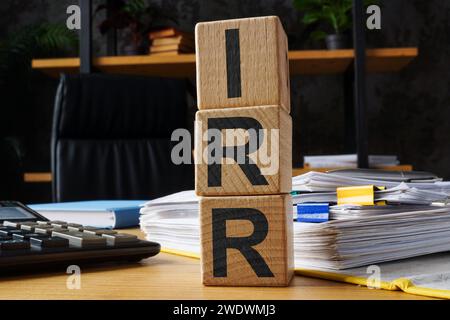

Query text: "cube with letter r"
[194, 105, 292, 196]
[200, 194, 294, 286]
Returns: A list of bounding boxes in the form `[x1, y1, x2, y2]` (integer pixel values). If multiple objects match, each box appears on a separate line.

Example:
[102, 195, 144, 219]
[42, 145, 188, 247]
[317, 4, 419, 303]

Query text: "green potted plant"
[96, 0, 176, 55]
[293, 0, 377, 50]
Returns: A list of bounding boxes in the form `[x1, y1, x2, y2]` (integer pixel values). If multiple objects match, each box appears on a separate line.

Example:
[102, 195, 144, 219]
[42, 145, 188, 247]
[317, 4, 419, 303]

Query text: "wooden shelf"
[365, 48, 418, 73]
[23, 172, 52, 183]
[25, 165, 413, 184]
[289, 49, 353, 75]
[32, 54, 197, 78]
[32, 48, 417, 78]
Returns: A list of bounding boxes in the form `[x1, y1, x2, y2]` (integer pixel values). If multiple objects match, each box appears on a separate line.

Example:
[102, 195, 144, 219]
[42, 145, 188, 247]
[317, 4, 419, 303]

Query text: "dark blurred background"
[0, 0, 449, 203]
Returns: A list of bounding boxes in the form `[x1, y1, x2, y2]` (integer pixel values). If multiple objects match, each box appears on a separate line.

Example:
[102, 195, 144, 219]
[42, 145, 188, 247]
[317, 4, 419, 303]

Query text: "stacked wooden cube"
[195, 16, 294, 286]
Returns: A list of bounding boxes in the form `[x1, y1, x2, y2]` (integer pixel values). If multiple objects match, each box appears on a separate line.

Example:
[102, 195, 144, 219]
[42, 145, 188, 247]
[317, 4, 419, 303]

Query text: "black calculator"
[0, 201, 160, 272]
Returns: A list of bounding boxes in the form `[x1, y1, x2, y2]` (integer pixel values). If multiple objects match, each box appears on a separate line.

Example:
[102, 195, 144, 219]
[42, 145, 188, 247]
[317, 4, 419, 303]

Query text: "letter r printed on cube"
[194, 105, 292, 196]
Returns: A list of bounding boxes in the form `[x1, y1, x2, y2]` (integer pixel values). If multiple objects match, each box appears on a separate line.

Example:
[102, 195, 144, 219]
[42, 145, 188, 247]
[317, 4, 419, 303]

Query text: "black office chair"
[51, 73, 194, 202]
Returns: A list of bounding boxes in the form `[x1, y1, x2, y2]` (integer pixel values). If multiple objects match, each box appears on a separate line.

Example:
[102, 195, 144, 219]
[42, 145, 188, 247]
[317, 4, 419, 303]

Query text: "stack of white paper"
[293, 171, 450, 194]
[140, 191, 450, 270]
[293, 182, 449, 205]
[295, 206, 450, 269]
[304, 154, 399, 168]
[328, 203, 441, 220]
[140, 190, 199, 254]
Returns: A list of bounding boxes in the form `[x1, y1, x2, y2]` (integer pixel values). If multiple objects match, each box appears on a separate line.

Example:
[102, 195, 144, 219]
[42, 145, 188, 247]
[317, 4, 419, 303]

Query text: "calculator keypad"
[30, 236, 69, 248]
[0, 240, 30, 250]
[0, 221, 136, 250]
[0, 219, 159, 272]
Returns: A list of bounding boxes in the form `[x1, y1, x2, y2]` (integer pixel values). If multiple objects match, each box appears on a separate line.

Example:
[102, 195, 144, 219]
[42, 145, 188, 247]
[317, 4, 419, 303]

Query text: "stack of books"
[140, 169, 450, 271]
[148, 28, 194, 56]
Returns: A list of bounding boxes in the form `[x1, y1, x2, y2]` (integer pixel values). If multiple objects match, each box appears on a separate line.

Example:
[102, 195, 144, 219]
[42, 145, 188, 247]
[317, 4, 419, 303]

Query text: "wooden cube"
[195, 105, 292, 196]
[195, 16, 290, 112]
[200, 194, 294, 286]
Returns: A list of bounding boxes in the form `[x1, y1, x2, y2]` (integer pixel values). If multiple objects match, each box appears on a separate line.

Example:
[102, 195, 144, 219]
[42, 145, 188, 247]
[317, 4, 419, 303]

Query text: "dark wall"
[0, 0, 449, 202]
[365, 1, 450, 177]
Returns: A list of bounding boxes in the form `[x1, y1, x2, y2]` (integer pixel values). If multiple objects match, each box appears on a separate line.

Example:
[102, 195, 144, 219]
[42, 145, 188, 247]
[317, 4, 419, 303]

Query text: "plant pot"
[325, 34, 349, 50]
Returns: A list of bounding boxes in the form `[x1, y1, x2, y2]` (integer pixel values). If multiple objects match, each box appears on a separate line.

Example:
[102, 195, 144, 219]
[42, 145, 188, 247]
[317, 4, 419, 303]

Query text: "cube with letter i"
[195, 16, 290, 111]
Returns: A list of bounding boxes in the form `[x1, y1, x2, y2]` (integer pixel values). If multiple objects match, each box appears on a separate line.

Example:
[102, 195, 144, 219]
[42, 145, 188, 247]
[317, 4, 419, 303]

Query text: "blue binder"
[28, 200, 146, 229]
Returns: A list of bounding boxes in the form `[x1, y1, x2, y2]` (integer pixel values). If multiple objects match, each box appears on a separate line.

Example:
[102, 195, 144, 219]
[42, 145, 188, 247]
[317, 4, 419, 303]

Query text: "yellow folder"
[161, 248, 450, 299]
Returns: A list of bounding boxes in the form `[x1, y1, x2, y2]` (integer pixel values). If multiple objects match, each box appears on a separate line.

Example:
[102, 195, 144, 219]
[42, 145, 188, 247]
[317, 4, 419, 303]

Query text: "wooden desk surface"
[0, 229, 433, 300]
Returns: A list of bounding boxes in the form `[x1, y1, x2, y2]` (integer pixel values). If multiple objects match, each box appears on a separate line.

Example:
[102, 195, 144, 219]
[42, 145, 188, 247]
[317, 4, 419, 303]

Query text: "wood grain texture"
[195, 16, 290, 112]
[0, 228, 434, 300]
[200, 195, 294, 286]
[195, 105, 292, 196]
